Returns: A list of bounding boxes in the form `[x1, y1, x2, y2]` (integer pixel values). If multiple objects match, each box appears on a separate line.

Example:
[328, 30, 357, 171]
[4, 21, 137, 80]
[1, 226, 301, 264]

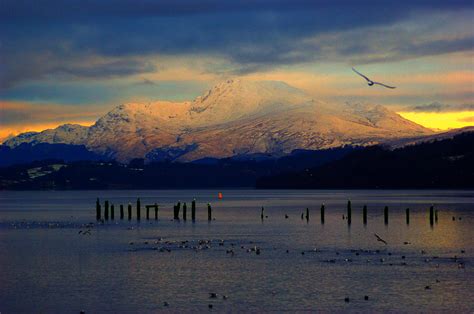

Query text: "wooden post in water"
[429, 205, 434, 226]
[363, 205, 367, 225]
[435, 209, 438, 223]
[111, 204, 114, 220]
[183, 203, 187, 221]
[136, 198, 141, 221]
[173, 204, 178, 220]
[406, 208, 410, 225]
[305, 208, 309, 221]
[177, 202, 181, 219]
[261, 207, 264, 220]
[128, 203, 132, 220]
[154, 203, 158, 220]
[347, 200, 352, 225]
[96, 198, 101, 220]
[320, 204, 325, 224]
[384, 206, 389, 225]
[104, 200, 109, 220]
[146, 205, 150, 220]
[120, 204, 124, 220]
[208, 203, 212, 221]
[191, 199, 196, 221]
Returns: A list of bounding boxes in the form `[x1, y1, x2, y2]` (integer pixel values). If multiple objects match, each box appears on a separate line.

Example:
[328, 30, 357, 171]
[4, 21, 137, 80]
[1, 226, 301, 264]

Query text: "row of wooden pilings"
[310, 201, 439, 225]
[95, 198, 213, 221]
[96, 198, 439, 225]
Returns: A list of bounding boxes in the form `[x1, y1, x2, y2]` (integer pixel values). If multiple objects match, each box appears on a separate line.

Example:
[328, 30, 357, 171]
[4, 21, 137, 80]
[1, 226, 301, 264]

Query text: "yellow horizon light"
[0, 121, 96, 143]
[398, 111, 474, 130]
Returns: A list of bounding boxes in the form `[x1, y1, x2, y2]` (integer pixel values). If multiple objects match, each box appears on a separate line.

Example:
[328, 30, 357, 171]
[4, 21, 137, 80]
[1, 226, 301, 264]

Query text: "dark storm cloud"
[55, 60, 156, 79]
[1, 0, 473, 88]
[407, 102, 474, 112]
[1, 0, 471, 20]
[297, 31, 474, 65]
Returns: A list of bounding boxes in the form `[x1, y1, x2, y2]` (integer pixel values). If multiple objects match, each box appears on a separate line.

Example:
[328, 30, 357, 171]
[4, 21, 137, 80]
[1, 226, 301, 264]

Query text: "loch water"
[0, 190, 473, 312]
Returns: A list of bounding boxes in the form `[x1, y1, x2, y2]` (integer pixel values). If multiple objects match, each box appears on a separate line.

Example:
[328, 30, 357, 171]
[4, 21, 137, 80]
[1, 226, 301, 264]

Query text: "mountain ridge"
[4, 79, 433, 161]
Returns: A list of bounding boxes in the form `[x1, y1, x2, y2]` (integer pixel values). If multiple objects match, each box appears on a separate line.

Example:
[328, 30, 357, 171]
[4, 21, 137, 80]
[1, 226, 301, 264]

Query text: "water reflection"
[0, 190, 473, 312]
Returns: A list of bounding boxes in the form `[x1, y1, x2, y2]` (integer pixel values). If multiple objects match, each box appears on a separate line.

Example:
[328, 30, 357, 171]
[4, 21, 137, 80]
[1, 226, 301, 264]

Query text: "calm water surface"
[0, 190, 473, 312]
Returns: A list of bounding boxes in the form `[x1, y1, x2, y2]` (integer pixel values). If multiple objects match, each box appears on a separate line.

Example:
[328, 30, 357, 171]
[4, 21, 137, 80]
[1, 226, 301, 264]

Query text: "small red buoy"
[218, 192, 223, 199]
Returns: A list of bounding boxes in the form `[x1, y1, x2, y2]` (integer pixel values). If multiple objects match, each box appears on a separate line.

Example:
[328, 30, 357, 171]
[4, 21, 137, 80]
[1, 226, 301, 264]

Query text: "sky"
[1, 0, 473, 141]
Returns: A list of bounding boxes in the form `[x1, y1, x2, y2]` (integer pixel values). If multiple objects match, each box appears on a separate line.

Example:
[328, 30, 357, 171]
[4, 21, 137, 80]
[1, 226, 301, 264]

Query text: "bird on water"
[352, 68, 396, 89]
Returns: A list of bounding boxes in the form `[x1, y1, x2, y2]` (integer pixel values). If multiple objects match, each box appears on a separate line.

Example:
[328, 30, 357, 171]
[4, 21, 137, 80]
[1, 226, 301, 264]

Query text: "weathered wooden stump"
[96, 198, 101, 220]
[347, 200, 352, 225]
[104, 200, 109, 220]
[305, 208, 309, 221]
[120, 204, 124, 220]
[363, 205, 367, 225]
[111, 204, 114, 220]
[128, 203, 132, 220]
[173, 204, 178, 220]
[137, 198, 141, 221]
[174, 202, 181, 220]
[261, 207, 264, 220]
[208, 203, 212, 221]
[191, 199, 196, 221]
[146, 206, 150, 220]
[154, 203, 159, 220]
[406, 208, 410, 225]
[183, 202, 187, 220]
[435, 209, 438, 223]
[320, 204, 325, 224]
[429, 205, 434, 226]
[384, 206, 389, 225]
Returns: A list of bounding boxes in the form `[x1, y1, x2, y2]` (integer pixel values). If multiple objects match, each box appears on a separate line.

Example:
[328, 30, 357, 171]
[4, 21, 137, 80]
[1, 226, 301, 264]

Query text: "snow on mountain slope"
[85, 101, 191, 159]
[174, 102, 431, 161]
[4, 124, 89, 147]
[187, 79, 310, 126]
[4, 79, 433, 161]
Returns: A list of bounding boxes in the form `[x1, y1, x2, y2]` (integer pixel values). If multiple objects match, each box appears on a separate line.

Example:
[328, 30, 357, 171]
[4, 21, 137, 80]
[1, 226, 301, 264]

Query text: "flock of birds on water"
[5, 201, 471, 314]
[4, 209, 469, 312]
[125, 232, 466, 310]
[75, 204, 469, 310]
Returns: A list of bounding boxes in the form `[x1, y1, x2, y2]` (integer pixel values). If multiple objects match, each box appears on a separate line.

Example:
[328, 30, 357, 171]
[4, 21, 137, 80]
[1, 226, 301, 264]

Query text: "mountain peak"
[188, 79, 311, 125]
[4, 79, 433, 161]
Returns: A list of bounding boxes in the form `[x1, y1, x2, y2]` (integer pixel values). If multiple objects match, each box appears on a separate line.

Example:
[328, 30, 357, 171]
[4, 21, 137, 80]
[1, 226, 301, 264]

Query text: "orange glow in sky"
[398, 111, 474, 130]
[0, 121, 96, 143]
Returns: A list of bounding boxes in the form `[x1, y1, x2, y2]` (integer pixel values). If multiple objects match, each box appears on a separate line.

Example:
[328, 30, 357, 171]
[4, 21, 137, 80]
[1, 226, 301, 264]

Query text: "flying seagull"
[352, 68, 396, 89]
[374, 233, 388, 245]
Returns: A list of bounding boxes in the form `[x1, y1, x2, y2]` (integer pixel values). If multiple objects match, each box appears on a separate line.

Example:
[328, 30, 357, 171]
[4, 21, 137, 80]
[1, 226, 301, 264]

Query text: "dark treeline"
[0, 143, 104, 167]
[256, 132, 474, 189]
[0, 147, 356, 190]
[2, 132, 473, 190]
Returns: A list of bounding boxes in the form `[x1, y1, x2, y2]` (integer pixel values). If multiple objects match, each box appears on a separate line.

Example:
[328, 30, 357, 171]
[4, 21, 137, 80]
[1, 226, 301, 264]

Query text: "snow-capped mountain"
[4, 124, 89, 147]
[3, 79, 432, 161]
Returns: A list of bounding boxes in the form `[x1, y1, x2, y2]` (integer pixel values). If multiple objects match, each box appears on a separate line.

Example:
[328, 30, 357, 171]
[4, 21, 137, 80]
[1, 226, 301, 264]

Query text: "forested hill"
[256, 132, 474, 189]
